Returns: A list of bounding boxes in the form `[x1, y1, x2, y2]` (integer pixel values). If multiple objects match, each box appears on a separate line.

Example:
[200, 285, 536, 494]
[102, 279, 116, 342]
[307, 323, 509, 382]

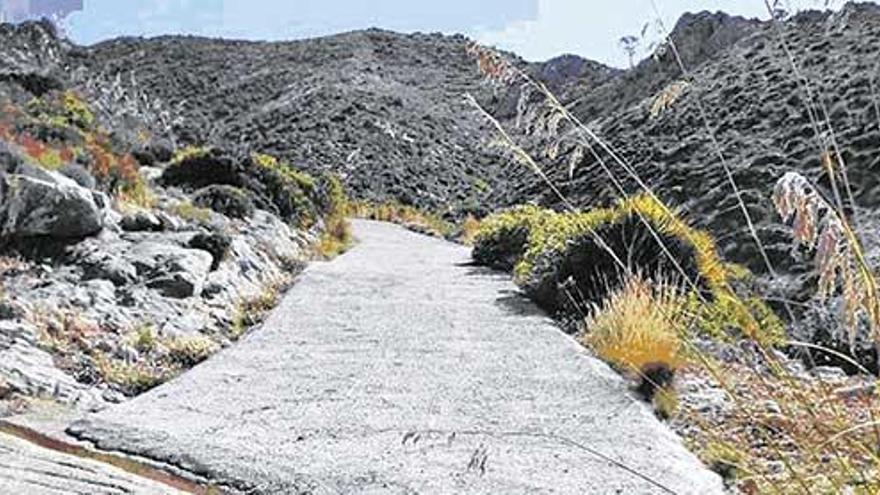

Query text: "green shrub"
[170, 145, 212, 165]
[171, 201, 212, 224]
[472, 204, 555, 270]
[473, 196, 784, 345]
[192, 185, 255, 219]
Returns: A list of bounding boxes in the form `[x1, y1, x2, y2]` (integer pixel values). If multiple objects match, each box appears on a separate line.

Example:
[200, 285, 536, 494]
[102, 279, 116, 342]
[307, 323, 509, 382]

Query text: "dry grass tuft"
[231, 280, 286, 338]
[581, 275, 688, 376]
[170, 200, 212, 224]
[164, 335, 218, 367]
[314, 173, 353, 259]
[650, 80, 690, 118]
[457, 214, 482, 246]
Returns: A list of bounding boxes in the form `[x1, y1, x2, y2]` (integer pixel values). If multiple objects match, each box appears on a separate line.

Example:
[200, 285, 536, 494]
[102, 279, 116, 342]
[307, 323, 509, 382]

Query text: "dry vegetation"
[348, 200, 482, 245]
[0, 91, 151, 206]
[465, 5, 880, 489]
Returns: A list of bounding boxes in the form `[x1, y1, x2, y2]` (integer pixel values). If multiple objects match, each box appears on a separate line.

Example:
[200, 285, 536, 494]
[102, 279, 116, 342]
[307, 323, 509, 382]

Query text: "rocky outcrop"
[0, 170, 104, 239]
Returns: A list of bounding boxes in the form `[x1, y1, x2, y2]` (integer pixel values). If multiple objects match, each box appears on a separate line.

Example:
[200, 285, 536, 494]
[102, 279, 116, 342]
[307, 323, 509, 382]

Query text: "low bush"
[162, 149, 322, 227]
[1, 95, 151, 205]
[192, 185, 255, 219]
[472, 204, 554, 270]
[473, 196, 784, 345]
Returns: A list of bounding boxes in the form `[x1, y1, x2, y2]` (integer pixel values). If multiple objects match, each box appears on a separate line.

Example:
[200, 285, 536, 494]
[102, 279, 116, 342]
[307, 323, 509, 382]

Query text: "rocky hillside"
[4, 2, 880, 403]
[71, 29, 512, 216]
[0, 21, 350, 413]
[64, 5, 880, 275]
[549, 4, 880, 271]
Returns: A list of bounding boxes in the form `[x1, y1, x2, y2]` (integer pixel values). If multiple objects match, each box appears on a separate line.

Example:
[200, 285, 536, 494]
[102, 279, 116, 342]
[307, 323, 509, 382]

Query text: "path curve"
[69, 220, 722, 494]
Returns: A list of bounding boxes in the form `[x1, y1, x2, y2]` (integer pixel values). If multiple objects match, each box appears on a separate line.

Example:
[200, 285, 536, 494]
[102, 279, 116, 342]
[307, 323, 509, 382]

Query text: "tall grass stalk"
[465, 11, 880, 486]
[467, 46, 717, 303]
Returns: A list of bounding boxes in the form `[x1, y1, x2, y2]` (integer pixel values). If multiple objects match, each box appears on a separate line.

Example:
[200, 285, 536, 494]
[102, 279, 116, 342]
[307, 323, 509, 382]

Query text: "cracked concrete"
[68, 220, 723, 494]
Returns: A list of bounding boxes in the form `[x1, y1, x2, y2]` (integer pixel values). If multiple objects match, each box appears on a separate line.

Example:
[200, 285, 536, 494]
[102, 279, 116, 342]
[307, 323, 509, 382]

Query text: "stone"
[120, 210, 164, 232]
[128, 242, 213, 298]
[0, 321, 99, 404]
[187, 232, 231, 270]
[0, 171, 103, 239]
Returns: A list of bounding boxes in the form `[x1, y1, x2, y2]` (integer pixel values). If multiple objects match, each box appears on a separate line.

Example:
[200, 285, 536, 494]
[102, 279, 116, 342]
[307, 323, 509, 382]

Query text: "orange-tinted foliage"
[59, 146, 74, 162]
[117, 154, 139, 185]
[87, 142, 112, 179]
[18, 133, 47, 160]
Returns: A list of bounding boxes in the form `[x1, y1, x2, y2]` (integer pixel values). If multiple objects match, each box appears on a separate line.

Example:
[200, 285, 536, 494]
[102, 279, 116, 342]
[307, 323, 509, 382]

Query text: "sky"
[61, 0, 842, 68]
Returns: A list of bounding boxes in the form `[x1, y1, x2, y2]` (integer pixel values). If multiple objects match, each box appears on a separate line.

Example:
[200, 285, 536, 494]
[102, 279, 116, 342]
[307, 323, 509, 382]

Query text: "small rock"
[811, 365, 847, 380]
[762, 400, 781, 415]
[155, 211, 183, 232]
[102, 388, 126, 404]
[120, 210, 164, 232]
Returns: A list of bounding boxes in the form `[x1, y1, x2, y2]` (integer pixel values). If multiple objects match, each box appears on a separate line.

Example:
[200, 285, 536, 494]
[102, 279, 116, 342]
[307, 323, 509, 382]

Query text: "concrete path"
[68, 220, 722, 494]
[0, 431, 186, 494]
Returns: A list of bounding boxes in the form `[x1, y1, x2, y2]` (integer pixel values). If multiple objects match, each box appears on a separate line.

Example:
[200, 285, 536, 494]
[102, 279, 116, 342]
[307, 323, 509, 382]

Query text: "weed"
[230, 281, 285, 339]
[164, 335, 218, 367]
[132, 324, 157, 353]
[171, 201, 212, 224]
[92, 352, 168, 396]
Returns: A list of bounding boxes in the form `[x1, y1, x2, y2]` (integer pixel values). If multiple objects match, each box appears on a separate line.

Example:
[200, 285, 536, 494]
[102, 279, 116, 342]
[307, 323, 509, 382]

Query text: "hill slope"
[4, 5, 880, 280]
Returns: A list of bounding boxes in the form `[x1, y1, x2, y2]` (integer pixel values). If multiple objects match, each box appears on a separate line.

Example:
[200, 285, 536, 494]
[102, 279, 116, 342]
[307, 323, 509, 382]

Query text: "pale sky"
[64, 0, 843, 68]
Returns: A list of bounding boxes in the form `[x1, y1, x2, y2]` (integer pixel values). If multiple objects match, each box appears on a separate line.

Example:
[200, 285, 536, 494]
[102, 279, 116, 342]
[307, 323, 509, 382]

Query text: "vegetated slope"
[518, 4, 880, 283]
[74, 30, 512, 216]
[10, 6, 880, 279]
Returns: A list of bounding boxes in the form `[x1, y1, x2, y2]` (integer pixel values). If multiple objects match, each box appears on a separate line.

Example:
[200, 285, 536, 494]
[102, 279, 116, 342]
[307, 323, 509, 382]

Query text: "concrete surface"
[0, 431, 186, 494]
[68, 220, 723, 494]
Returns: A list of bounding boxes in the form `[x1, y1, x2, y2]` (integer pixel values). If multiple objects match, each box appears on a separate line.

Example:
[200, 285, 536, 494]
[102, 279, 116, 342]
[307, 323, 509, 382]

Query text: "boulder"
[127, 242, 213, 298]
[0, 171, 103, 239]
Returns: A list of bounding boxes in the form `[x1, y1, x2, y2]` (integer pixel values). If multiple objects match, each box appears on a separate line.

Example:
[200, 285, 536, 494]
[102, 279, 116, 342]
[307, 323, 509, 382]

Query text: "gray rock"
[811, 365, 848, 380]
[59, 163, 97, 189]
[0, 171, 103, 239]
[128, 242, 212, 298]
[0, 431, 185, 494]
[0, 321, 100, 406]
[120, 210, 164, 232]
[75, 239, 139, 287]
